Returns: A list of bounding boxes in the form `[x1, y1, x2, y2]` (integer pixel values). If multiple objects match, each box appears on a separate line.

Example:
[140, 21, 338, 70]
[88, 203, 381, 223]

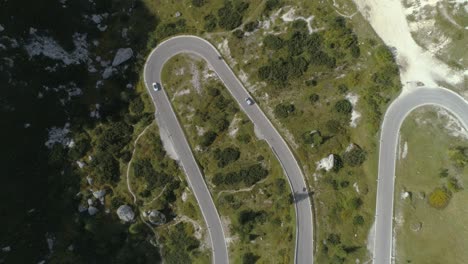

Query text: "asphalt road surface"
[374, 87, 468, 263]
[144, 35, 314, 263]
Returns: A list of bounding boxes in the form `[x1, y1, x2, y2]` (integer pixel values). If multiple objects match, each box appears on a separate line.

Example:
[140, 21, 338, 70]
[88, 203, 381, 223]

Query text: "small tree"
[428, 187, 451, 209]
[343, 148, 367, 167]
[274, 103, 295, 118]
[353, 215, 364, 226]
[335, 99, 352, 114]
[263, 34, 284, 50]
[309, 93, 319, 104]
[243, 21, 258, 32]
[232, 29, 244, 39]
[327, 233, 341, 245]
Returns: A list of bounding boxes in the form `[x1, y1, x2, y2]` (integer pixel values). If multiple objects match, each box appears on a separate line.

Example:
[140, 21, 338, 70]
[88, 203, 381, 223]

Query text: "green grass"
[394, 106, 468, 264]
[161, 54, 295, 263]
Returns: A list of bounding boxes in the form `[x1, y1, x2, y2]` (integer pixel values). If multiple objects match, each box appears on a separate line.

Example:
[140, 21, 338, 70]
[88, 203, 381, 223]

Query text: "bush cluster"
[213, 147, 241, 168]
[217, 1, 249, 30]
[334, 99, 353, 114]
[212, 164, 268, 186]
[274, 103, 295, 118]
[343, 148, 367, 167]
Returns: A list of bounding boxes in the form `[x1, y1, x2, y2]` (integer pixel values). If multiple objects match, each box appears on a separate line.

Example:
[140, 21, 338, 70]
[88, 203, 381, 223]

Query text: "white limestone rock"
[316, 154, 335, 171]
[93, 189, 106, 199]
[117, 205, 135, 222]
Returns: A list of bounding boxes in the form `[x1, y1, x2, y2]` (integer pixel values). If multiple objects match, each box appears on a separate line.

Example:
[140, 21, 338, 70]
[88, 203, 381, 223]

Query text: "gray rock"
[117, 205, 135, 222]
[88, 206, 98, 216]
[86, 176, 93, 185]
[92, 189, 106, 199]
[112, 48, 133, 66]
[102, 67, 114, 79]
[78, 205, 87, 213]
[175, 11, 181, 17]
[1, 246, 11, 252]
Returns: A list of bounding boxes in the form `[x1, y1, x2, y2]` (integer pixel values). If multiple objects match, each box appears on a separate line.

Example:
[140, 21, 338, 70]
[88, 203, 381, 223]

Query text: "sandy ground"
[353, 0, 466, 94]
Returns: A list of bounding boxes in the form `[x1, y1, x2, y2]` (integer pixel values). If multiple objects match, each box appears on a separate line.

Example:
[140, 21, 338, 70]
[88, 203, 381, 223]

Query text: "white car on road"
[245, 97, 254, 105]
[152, 82, 161, 91]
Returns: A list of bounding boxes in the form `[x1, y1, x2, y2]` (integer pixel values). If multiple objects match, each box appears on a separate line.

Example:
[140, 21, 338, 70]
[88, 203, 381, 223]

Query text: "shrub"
[258, 59, 290, 84]
[327, 233, 341, 245]
[96, 121, 133, 156]
[92, 151, 120, 183]
[129, 96, 144, 114]
[242, 252, 260, 264]
[333, 155, 343, 172]
[274, 103, 295, 118]
[212, 164, 268, 186]
[326, 120, 344, 134]
[264, 0, 281, 12]
[305, 79, 318, 86]
[337, 84, 348, 94]
[343, 148, 367, 167]
[309, 93, 319, 104]
[212, 117, 229, 133]
[449, 146, 468, 167]
[207, 86, 220, 97]
[244, 21, 258, 32]
[192, 0, 206, 7]
[214, 147, 241, 168]
[447, 177, 463, 192]
[237, 133, 251, 144]
[292, 20, 308, 32]
[439, 168, 449, 178]
[288, 31, 308, 56]
[200, 131, 217, 147]
[232, 29, 244, 39]
[156, 19, 186, 39]
[204, 14, 217, 32]
[302, 131, 323, 146]
[120, 151, 132, 163]
[217, 1, 248, 30]
[263, 34, 284, 50]
[353, 215, 364, 226]
[309, 50, 336, 68]
[428, 187, 451, 209]
[350, 197, 363, 210]
[335, 99, 352, 114]
[68, 133, 90, 160]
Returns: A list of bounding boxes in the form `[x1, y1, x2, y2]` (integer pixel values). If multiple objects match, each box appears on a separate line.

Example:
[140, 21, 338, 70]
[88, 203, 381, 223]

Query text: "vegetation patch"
[161, 54, 295, 262]
[394, 107, 468, 263]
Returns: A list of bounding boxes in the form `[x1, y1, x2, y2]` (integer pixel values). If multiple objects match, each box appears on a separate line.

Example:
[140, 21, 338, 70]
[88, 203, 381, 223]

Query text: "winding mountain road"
[144, 36, 314, 263]
[374, 86, 468, 263]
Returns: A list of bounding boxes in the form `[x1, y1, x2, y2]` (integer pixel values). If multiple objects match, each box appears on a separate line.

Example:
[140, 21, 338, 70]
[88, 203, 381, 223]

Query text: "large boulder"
[117, 205, 135, 222]
[112, 48, 133, 66]
[147, 210, 166, 226]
